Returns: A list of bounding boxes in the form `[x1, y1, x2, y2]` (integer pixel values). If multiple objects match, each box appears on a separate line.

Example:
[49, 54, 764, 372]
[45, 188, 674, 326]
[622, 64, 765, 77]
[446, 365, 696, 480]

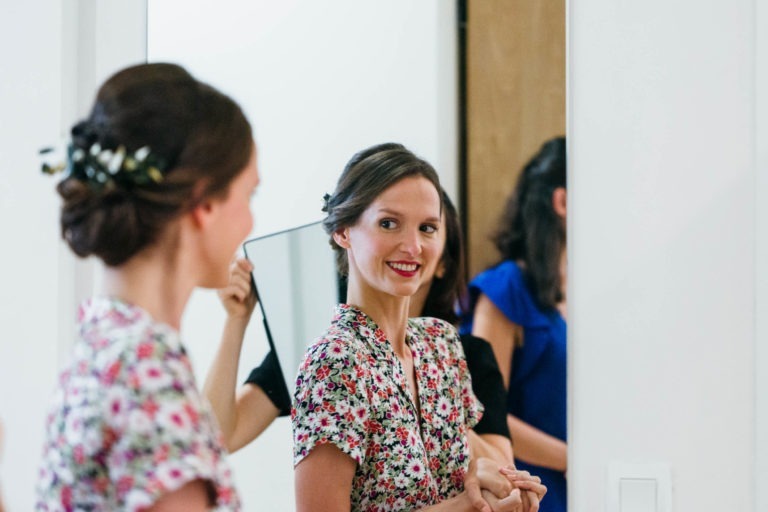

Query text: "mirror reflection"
[243, 222, 338, 397]
[146, 0, 565, 510]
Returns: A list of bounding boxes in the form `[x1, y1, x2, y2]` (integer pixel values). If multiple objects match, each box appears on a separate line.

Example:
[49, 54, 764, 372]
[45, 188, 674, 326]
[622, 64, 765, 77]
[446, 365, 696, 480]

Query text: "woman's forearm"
[468, 430, 514, 465]
[227, 386, 279, 453]
[507, 415, 567, 472]
[203, 316, 248, 449]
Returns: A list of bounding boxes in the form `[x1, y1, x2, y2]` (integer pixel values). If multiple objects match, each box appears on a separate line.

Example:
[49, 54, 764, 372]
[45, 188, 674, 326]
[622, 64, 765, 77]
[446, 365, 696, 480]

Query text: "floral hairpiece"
[321, 193, 332, 212]
[40, 142, 167, 191]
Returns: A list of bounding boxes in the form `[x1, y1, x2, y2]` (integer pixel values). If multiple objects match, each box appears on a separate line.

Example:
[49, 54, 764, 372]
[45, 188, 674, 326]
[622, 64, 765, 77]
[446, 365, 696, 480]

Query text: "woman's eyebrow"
[377, 207, 439, 224]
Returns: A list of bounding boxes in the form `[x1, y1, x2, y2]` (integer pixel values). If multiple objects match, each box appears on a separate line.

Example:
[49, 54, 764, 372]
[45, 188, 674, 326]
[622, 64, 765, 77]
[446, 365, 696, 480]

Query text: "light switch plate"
[607, 463, 671, 512]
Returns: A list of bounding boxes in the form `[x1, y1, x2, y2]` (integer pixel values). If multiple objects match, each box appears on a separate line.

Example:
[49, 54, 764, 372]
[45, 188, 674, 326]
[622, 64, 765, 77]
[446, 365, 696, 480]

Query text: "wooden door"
[465, 0, 565, 277]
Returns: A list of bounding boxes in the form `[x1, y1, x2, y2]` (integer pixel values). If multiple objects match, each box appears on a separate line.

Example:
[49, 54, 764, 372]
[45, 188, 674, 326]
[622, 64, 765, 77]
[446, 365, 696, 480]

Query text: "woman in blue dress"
[460, 137, 567, 512]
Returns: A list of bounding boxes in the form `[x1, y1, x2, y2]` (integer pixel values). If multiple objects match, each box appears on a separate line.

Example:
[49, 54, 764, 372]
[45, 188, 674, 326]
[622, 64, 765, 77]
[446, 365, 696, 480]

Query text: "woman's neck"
[101, 245, 195, 330]
[408, 281, 429, 319]
[345, 280, 411, 356]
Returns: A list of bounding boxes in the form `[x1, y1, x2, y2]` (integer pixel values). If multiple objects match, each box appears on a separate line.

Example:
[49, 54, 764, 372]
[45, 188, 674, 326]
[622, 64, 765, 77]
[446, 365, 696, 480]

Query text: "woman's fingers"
[476, 458, 513, 498]
[235, 257, 253, 273]
[465, 460, 492, 512]
[499, 467, 547, 504]
[496, 488, 523, 512]
[514, 480, 547, 495]
[226, 259, 254, 300]
[218, 258, 257, 317]
[524, 490, 540, 512]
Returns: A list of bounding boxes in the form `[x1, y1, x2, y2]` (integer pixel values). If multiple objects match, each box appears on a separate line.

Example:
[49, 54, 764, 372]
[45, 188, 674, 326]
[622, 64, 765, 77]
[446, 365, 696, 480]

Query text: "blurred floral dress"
[36, 297, 239, 511]
[292, 304, 482, 511]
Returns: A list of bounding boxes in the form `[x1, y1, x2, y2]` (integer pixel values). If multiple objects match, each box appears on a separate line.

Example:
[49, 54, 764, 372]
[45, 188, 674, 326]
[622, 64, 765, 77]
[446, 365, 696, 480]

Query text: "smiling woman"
[294, 144, 473, 511]
[291, 143, 543, 512]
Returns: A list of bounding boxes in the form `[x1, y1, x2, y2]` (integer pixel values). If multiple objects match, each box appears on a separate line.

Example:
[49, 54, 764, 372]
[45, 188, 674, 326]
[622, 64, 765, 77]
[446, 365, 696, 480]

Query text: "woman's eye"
[380, 219, 398, 229]
[420, 224, 438, 234]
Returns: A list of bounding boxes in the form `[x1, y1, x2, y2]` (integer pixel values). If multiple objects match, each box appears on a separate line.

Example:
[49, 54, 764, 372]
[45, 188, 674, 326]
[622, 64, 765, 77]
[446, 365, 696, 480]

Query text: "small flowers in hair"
[321, 193, 332, 213]
[39, 141, 167, 191]
[40, 145, 67, 175]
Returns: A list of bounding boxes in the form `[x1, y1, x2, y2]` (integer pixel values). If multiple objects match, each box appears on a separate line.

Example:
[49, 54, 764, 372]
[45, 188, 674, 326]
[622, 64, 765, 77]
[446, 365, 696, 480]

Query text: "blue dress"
[460, 261, 567, 512]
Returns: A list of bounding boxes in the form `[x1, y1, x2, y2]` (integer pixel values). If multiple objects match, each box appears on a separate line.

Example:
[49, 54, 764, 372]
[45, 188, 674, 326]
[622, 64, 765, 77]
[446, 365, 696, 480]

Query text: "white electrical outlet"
[607, 463, 671, 512]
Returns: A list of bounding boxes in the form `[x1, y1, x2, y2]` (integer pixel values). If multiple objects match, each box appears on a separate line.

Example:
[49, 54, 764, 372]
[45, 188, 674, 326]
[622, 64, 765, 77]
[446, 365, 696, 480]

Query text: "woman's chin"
[199, 270, 230, 290]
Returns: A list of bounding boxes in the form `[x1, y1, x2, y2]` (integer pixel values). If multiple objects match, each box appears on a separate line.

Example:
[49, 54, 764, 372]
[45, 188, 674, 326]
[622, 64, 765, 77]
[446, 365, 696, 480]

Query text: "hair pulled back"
[322, 143, 442, 276]
[493, 136, 566, 309]
[57, 62, 253, 266]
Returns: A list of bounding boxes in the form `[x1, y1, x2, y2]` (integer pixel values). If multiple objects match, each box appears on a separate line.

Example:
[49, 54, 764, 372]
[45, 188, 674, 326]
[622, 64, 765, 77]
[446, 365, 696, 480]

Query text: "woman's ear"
[190, 198, 216, 229]
[434, 260, 446, 279]
[552, 187, 567, 219]
[333, 227, 351, 249]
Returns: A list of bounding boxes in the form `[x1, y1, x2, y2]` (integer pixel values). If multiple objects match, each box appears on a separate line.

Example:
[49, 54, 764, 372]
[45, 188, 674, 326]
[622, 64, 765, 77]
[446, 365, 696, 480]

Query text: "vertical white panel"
[58, 0, 149, 361]
[756, 0, 768, 506]
[0, 1, 64, 508]
[569, 0, 756, 510]
[0, 1, 146, 508]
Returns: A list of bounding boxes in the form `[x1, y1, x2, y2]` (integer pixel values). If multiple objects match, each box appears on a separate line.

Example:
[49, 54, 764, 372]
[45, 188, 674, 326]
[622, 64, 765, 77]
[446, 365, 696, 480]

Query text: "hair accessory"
[321, 192, 332, 213]
[40, 142, 167, 190]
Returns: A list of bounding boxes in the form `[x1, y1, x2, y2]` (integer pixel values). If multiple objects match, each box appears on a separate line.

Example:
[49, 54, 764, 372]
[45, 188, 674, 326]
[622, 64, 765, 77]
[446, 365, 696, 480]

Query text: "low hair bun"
[57, 178, 147, 266]
[50, 63, 253, 267]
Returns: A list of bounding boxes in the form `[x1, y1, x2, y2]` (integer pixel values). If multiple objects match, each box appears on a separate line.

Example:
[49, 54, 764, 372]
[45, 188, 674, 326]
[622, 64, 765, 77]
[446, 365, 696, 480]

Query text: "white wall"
[569, 0, 757, 510]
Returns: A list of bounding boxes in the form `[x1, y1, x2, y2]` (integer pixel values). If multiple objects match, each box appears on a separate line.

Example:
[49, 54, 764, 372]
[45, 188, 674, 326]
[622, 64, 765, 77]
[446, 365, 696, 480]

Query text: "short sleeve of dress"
[292, 337, 369, 467]
[469, 261, 529, 326]
[102, 335, 236, 511]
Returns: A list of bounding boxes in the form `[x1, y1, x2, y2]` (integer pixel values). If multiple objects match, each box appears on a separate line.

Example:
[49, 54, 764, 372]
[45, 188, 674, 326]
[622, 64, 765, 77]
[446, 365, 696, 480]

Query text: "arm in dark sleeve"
[460, 334, 511, 440]
[244, 350, 291, 417]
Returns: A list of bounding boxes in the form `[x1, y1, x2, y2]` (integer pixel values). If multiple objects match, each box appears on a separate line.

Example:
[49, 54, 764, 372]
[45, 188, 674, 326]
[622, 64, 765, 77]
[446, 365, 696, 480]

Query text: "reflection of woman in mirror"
[36, 63, 259, 511]
[460, 137, 567, 512]
[203, 258, 291, 453]
[292, 143, 543, 511]
[410, 191, 546, 511]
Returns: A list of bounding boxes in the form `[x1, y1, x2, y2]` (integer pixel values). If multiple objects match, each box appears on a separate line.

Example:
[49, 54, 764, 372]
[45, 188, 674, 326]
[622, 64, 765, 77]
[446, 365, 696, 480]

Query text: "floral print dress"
[292, 304, 482, 511]
[36, 297, 239, 511]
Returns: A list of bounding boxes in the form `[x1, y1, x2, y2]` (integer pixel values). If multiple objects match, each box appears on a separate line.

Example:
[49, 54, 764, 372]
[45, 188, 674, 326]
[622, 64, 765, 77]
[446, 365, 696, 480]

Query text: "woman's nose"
[399, 229, 422, 256]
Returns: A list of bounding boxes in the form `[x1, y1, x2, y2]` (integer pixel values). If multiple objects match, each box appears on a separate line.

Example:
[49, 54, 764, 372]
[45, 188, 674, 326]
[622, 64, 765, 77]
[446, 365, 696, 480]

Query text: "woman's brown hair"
[322, 142, 443, 276]
[493, 136, 566, 309]
[58, 63, 253, 266]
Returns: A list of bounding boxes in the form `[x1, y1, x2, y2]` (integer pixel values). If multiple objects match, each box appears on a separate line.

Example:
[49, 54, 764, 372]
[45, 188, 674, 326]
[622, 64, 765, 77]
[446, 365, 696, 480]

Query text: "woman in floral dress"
[36, 63, 260, 511]
[292, 143, 544, 512]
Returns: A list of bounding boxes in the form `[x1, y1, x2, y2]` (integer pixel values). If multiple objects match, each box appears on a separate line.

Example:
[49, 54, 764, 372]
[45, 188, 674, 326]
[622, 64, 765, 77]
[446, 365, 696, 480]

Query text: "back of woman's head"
[420, 191, 466, 325]
[322, 143, 442, 276]
[494, 136, 566, 309]
[57, 62, 253, 266]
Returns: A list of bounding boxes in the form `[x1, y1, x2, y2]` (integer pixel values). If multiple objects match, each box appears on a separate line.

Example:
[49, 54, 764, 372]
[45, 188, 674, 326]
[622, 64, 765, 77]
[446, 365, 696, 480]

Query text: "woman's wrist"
[224, 313, 250, 332]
